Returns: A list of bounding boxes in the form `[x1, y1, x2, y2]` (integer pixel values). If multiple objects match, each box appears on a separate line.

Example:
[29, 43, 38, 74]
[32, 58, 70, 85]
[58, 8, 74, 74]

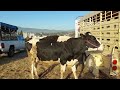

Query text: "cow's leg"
[27, 52, 34, 79]
[79, 62, 84, 77]
[93, 58, 100, 79]
[92, 54, 102, 79]
[93, 66, 99, 79]
[33, 58, 39, 78]
[60, 64, 66, 79]
[31, 60, 35, 79]
[31, 55, 38, 79]
[71, 65, 78, 79]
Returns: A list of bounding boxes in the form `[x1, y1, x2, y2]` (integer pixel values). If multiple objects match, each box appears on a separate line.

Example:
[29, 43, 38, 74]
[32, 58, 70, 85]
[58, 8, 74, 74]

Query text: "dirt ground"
[0, 51, 117, 79]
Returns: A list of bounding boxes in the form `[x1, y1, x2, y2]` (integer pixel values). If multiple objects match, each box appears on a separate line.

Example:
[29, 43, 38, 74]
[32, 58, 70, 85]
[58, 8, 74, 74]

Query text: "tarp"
[0, 22, 18, 30]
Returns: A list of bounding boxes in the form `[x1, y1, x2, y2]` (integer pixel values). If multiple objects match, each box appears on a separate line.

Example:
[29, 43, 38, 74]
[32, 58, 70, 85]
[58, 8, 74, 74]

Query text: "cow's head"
[25, 36, 46, 52]
[80, 32, 100, 48]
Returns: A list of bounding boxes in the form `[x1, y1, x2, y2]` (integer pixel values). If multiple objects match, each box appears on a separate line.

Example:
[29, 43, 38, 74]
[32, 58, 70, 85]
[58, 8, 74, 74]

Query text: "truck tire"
[8, 46, 15, 57]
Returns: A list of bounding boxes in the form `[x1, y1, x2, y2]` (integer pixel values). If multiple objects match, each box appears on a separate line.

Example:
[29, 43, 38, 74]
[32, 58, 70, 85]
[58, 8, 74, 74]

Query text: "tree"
[25, 35, 30, 42]
[17, 31, 20, 35]
[19, 30, 23, 36]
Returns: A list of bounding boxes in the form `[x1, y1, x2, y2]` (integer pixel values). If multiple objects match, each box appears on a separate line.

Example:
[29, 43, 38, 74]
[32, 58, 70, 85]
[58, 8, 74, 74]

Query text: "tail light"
[1, 43, 5, 48]
[112, 66, 117, 71]
[112, 59, 117, 71]
[112, 60, 117, 64]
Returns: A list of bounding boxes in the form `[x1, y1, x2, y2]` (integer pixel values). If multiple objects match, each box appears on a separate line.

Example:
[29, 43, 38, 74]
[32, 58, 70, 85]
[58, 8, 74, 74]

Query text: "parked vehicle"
[0, 22, 25, 57]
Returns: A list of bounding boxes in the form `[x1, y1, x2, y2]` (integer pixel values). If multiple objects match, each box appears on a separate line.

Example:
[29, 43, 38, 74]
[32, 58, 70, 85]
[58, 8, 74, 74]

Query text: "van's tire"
[8, 46, 15, 57]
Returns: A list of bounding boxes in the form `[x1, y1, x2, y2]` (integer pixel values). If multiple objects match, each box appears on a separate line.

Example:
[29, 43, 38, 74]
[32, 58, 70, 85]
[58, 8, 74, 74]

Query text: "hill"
[18, 27, 74, 34]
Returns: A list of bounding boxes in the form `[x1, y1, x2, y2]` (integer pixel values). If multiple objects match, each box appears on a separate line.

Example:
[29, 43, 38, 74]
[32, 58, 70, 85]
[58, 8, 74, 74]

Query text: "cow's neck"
[70, 37, 88, 53]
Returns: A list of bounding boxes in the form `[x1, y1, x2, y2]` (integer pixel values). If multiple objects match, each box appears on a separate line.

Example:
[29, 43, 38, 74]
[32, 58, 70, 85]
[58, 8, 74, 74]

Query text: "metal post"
[118, 11, 120, 78]
[105, 11, 106, 20]
[89, 17, 91, 32]
[75, 16, 83, 38]
[111, 11, 112, 18]
[100, 12, 102, 43]
[75, 19, 79, 38]
[118, 11, 120, 53]
[0, 29, 1, 40]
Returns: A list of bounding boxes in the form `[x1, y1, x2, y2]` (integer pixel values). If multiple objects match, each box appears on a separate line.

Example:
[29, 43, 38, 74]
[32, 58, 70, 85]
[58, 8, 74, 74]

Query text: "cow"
[81, 51, 103, 79]
[82, 43, 104, 79]
[26, 32, 100, 79]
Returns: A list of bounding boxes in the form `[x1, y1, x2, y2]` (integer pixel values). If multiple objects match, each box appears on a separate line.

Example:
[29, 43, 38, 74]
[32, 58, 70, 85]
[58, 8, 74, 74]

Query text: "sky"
[0, 11, 90, 30]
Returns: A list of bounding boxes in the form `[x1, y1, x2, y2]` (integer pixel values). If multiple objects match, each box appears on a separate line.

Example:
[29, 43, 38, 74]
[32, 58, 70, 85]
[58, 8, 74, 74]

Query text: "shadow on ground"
[0, 50, 28, 65]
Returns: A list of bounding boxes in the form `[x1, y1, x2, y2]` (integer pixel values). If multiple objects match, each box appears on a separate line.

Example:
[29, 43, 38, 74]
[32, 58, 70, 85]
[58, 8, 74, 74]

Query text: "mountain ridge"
[18, 27, 74, 33]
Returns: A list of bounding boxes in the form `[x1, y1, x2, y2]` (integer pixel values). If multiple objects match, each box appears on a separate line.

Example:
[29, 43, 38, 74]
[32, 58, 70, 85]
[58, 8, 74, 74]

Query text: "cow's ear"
[85, 32, 91, 36]
[80, 33, 85, 38]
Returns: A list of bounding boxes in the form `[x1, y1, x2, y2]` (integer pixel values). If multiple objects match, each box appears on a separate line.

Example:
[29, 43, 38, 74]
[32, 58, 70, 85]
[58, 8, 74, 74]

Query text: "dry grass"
[0, 51, 117, 79]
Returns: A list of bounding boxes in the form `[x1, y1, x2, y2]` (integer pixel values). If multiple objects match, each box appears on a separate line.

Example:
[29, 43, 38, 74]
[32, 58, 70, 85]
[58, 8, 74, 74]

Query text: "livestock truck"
[75, 11, 120, 78]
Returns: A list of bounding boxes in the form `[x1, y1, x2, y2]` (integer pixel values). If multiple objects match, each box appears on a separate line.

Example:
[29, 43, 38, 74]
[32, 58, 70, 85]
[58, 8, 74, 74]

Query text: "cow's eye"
[91, 36, 95, 40]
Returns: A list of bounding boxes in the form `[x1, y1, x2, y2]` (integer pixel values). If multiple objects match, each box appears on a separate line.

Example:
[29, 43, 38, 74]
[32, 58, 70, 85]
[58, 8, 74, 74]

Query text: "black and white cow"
[26, 32, 100, 79]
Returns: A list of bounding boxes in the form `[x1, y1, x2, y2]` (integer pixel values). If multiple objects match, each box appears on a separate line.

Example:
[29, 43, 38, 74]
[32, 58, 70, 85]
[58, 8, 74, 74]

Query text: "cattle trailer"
[75, 11, 120, 78]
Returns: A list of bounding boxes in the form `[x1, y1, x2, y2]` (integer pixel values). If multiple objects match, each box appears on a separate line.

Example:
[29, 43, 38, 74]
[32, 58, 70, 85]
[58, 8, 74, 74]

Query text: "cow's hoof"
[95, 77, 99, 79]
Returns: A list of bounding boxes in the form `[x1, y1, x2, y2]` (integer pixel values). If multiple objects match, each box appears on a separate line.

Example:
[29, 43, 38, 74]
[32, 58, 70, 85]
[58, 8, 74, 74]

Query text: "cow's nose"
[98, 43, 100, 47]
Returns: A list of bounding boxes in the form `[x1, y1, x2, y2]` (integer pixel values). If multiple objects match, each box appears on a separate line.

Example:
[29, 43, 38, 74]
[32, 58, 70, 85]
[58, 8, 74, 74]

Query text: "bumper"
[0, 50, 2, 54]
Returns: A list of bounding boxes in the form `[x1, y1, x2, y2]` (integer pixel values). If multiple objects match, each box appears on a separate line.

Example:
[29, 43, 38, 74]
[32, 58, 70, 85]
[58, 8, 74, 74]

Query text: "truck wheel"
[8, 46, 15, 57]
